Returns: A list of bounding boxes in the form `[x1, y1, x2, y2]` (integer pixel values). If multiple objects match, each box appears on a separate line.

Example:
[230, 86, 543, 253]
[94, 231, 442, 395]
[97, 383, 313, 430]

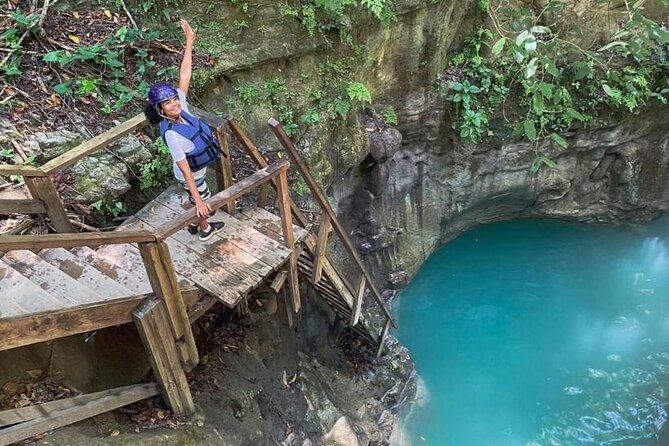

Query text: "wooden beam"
[23, 177, 73, 233]
[154, 160, 289, 241]
[0, 199, 46, 215]
[0, 230, 156, 251]
[311, 213, 331, 284]
[0, 383, 160, 428]
[276, 288, 294, 328]
[138, 242, 199, 371]
[41, 113, 148, 175]
[0, 289, 203, 352]
[275, 170, 300, 313]
[0, 165, 46, 177]
[270, 270, 288, 293]
[351, 275, 365, 327]
[375, 318, 391, 359]
[268, 119, 396, 328]
[214, 125, 235, 214]
[0, 383, 160, 446]
[133, 299, 195, 418]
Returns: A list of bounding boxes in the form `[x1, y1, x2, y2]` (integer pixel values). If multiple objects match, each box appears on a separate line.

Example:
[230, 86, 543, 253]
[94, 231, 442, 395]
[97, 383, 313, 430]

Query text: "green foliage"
[381, 106, 398, 125]
[139, 138, 173, 190]
[440, 1, 668, 157]
[0, 148, 14, 160]
[91, 198, 127, 221]
[292, 178, 309, 197]
[346, 81, 372, 104]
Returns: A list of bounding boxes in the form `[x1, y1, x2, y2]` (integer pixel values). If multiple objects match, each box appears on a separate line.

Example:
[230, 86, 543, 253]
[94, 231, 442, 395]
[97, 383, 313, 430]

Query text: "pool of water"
[395, 218, 669, 446]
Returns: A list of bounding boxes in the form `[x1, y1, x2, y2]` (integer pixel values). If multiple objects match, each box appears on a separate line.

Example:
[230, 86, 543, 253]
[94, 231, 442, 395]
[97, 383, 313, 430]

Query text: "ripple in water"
[395, 219, 669, 446]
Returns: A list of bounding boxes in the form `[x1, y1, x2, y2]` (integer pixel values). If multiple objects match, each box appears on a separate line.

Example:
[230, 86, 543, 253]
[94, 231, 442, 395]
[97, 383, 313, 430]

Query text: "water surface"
[396, 218, 669, 445]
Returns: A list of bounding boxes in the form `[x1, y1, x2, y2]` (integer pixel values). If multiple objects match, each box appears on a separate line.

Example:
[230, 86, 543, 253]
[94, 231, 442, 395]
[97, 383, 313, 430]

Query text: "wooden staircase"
[0, 111, 396, 444]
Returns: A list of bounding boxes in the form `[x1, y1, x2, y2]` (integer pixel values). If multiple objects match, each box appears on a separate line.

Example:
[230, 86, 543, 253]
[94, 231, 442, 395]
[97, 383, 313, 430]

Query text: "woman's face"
[160, 96, 181, 120]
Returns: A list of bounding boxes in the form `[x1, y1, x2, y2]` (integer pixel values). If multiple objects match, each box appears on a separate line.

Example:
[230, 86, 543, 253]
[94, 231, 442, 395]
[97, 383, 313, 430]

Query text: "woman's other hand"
[181, 19, 196, 45]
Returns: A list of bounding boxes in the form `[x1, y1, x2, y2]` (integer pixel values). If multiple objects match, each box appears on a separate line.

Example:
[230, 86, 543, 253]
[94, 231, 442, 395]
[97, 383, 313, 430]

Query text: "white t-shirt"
[163, 89, 207, 181]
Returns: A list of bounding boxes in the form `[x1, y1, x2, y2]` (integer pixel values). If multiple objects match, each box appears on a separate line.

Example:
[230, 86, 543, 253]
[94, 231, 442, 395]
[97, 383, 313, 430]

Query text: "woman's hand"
[181, 19, 196, 45]
[194, 198, 212, 219]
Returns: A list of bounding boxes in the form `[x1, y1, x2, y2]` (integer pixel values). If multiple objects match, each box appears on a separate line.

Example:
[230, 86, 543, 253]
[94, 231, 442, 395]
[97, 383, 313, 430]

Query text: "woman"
[144, 19, 224, 242]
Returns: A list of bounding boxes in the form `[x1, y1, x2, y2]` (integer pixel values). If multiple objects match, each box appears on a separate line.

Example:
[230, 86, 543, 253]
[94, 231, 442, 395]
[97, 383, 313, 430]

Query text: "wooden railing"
[0, 110, 235, 230]
[0, 160, 295, 417]
[224, 116, 396, 357]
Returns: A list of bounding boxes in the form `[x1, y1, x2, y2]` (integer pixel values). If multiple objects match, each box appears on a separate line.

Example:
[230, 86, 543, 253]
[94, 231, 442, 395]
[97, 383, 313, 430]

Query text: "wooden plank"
[350, 275, 365, 327]
[0, 231, 155, 251]
[187, 295, 218, 323]
[69, 246, 153, 295]
[0, 199, 46, 215]
[35, 248, 134, 300]
[23, 177, 73, 233]
[214, 125, 235, 214]
[0, 165, 46, 177]
[0, 383, 160, 446]
[154, 161, 289, 241]
[311, 213, 331, 284]
[270, 270, 287, 293]
[138, 242, 199, 371]
[0, 383, 159, 428]
[0, 263, 64, 316]
[2, 250, 104, 307]
[276, 288, 293, 328]
[133, 197, 270, 302]
[275, 170, 300, 313]
[133, 299, 195, 418]
[375, 318, 391, 359]
[0, 289, 202, 352]
[238, 207, 310, 244]
[121, 211, 251, 307]
[41, 114, 148, 175]
[269, 119, 396, 328]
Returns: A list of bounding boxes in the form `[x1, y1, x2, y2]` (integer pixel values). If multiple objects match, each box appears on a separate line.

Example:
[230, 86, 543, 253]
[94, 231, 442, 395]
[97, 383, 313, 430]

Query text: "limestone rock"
[34, 130, 83, 160]
[324, 416, 360, 446]
[68, 153, 131, 204]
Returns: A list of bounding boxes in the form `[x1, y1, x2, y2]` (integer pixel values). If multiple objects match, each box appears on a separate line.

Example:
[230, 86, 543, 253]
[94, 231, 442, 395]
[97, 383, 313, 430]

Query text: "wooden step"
[2, 250, 106, 307]
[0, 262, 64, 317]
[237, 207, 310, 245]
[39, 248, 135, 300]
[69, 246, 153, 295]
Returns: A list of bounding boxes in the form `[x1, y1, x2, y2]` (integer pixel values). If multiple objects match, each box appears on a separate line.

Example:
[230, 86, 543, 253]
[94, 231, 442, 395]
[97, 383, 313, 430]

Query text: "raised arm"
[178, 19, 197, 96]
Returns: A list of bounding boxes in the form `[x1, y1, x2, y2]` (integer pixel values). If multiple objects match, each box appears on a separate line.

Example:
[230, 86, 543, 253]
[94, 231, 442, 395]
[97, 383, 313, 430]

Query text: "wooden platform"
[0, 185, 308, 351]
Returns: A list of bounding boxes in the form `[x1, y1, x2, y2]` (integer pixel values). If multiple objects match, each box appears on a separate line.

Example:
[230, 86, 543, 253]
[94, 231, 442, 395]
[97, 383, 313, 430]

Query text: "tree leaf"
[68, 34, 80, 44]
[524, 119, 537, 141]
[525, 57, 538, 79]
[530, 26, 551, 34]
[566, 107, 586, 122]
[543, 58, 560, 78]
[538, 82, 553, 99]
[550, 133, 568, 149]
[532, 93, 545, 115]
[572, 61, 590, 80]
[602, 84, 616, 97]
[492, 37, 506, 55]
[516, 30, 530, 46]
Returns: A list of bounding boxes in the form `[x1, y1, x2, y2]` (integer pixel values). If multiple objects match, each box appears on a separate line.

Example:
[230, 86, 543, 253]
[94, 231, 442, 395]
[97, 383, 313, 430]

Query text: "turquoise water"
[396, 218, 669, 446]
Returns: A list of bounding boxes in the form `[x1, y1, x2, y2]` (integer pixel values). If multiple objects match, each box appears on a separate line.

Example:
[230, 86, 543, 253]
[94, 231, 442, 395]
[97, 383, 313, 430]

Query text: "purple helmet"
[148, 83, 178, 109]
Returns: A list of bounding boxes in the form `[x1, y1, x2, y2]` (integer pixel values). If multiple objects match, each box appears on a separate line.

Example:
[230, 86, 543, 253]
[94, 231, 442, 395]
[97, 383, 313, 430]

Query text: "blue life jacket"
[160, 111, 221, 172]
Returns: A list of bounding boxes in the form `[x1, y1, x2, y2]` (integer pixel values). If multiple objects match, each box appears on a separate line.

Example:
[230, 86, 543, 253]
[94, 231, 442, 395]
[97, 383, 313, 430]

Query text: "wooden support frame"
[351, 276, 365, 327]
[214, 125, 235, 214]
[311, 213, 331, 284]
[0, 383, 160, 446]
[0, 199, 46, 215]
[275, 170, 301, 313]
[133, 299, 195, 418]
[375, 318, 391, 359]
[23, 177, 74, 233]
[138, 242, 199, 371]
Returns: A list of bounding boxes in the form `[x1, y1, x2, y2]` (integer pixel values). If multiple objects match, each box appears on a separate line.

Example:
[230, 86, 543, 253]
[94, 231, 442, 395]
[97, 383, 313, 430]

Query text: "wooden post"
[275, 169, 301, 313]
[257, 184, 271, 209]
[214, 126, 235, 214]
[311, 213, 331, 284]
[24, 177, 74, 233]
[133, 299, 195, 418]
[276, 288, 294, 328]
[375, 318, 391, 359]
[138, 241, 199, 371]
[351, 275, 365, 327]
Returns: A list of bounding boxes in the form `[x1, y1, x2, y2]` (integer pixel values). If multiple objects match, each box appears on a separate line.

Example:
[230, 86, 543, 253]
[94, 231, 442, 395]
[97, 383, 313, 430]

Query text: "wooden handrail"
[0, 230, 156, 251]
[154, 160, 290, 241]
[41, 113, 148, 175]
[0, 165, 47, 178]
[268, 118, 397, 329]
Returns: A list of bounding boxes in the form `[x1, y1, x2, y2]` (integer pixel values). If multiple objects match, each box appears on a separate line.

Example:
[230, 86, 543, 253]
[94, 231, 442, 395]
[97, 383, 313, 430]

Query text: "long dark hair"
[144, 102, 163, 125]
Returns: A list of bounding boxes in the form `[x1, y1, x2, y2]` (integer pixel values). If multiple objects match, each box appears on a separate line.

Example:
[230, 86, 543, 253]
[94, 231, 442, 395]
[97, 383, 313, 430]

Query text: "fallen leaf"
[47, 94, 61, 107]
[68, 34, 80, 44]
[73, 11, 80, 19]
[104, 9, 112, 18]
[26, 369, 43, 379]
[80, 97, 91, 104]
[110, 429, 120, 437]
[288, 373, 297, 384]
